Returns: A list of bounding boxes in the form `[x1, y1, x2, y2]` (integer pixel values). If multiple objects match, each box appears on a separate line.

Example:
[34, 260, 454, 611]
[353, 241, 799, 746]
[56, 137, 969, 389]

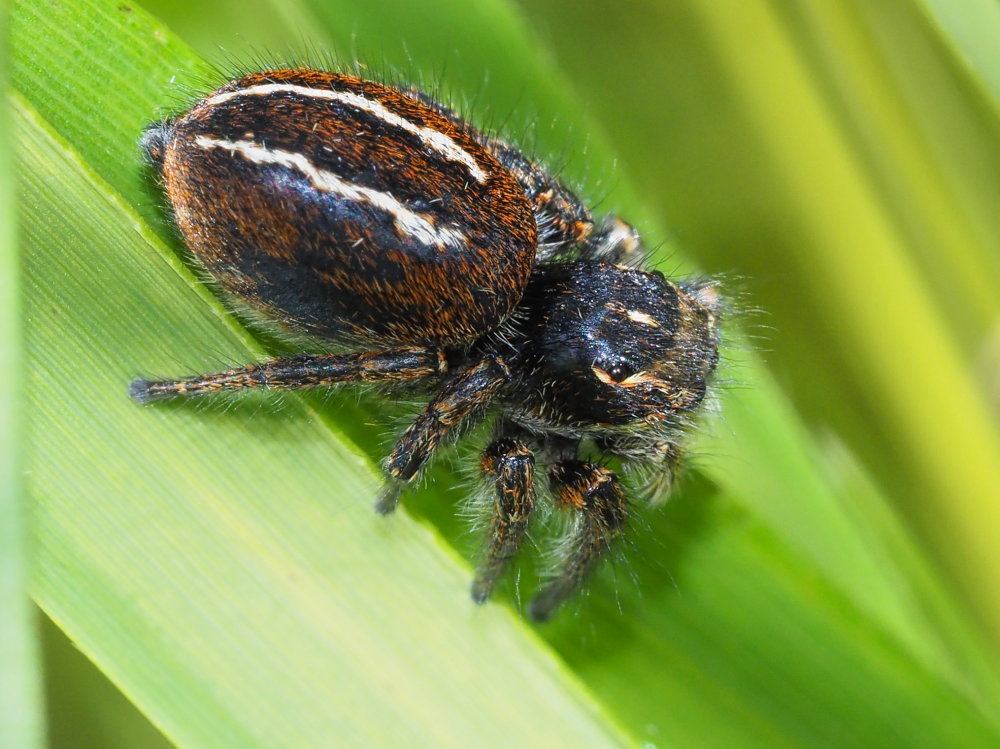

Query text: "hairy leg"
[377, 356, 510, 513]
[129, 347, 445, 403]
[530, 461, 628, 622]
[472, 436, 537, 604]
[580, 216, 644, 264]
[600, 435, 683, 503]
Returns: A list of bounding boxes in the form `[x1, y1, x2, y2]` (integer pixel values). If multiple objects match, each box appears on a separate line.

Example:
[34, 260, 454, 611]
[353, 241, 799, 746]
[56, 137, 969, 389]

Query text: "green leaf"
[40, 614, 174, 749]
[1, 2, 45, 744]
[13, 0, 1000, 746]
[917, 0, 1000, 107]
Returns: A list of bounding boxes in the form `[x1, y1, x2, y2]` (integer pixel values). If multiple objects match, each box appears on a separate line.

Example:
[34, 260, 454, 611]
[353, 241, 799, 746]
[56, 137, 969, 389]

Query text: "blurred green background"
[7, 0, 1000, 746]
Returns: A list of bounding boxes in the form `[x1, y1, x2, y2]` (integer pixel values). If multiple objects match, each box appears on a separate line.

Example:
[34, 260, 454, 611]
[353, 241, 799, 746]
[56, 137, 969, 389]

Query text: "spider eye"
[605, 360, 635, 382]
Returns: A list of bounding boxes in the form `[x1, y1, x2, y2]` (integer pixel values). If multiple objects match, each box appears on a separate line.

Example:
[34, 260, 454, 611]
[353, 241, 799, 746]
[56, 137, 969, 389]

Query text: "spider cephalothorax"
[131, 68, 721, 621]
[511, 261, 719, 431]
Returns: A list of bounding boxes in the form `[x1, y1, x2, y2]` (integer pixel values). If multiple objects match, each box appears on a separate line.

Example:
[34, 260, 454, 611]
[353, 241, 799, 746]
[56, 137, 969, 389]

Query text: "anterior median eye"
[605, 360, 635, 383]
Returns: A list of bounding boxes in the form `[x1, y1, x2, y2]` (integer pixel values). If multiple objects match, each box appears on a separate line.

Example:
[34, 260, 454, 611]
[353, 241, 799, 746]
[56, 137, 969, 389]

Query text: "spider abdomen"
[143, 69, 537, 346]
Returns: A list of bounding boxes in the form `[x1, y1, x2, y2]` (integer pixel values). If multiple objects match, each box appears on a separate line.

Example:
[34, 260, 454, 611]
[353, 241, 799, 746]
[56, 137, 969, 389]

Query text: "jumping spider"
[130, 68, 721, 621]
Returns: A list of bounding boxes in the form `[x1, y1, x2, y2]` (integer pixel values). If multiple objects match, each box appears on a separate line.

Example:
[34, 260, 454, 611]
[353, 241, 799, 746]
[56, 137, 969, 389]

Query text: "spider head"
[519, 262, 720, 432]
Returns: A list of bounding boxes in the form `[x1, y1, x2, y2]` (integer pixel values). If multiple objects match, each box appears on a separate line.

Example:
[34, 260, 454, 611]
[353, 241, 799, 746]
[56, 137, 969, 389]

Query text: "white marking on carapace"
[204, 83, 489, 183]
[626, 309, 659, 327]
[195, 136, 466, 251]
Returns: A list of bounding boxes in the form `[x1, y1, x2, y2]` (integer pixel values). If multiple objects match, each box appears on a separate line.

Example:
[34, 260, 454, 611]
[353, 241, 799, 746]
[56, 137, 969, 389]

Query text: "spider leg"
[529, 461, 628, 622]
[377, 356, 510, 514]
[129, 347, 445, 403]
[600, 435, 683, 503]
[580, 216, 644, 264]
[472, 436, 537, 604]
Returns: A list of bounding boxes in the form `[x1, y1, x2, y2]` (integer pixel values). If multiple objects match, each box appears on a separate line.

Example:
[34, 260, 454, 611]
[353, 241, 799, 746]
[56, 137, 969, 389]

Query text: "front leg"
[530, 461, 629, 622]
[377, 356, 510, 513]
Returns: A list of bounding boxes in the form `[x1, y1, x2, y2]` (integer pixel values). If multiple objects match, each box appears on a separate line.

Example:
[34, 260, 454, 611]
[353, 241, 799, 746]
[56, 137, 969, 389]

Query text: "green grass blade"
[918, 0, 1000, 108]
[13, 0, 1000, 745]
[1, 2, 45, 743]
[41, 614, 173, 749]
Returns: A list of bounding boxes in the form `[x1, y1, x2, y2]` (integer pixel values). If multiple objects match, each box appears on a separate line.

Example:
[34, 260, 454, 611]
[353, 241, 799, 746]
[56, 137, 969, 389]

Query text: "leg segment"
[599, 435, 683, 503]
[579, 216, 644, 264]
[377, 356, 510, 513]
[529, 461, 629, 622]
[129, 347, 445, 403]
[472, 437, 537, 604]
